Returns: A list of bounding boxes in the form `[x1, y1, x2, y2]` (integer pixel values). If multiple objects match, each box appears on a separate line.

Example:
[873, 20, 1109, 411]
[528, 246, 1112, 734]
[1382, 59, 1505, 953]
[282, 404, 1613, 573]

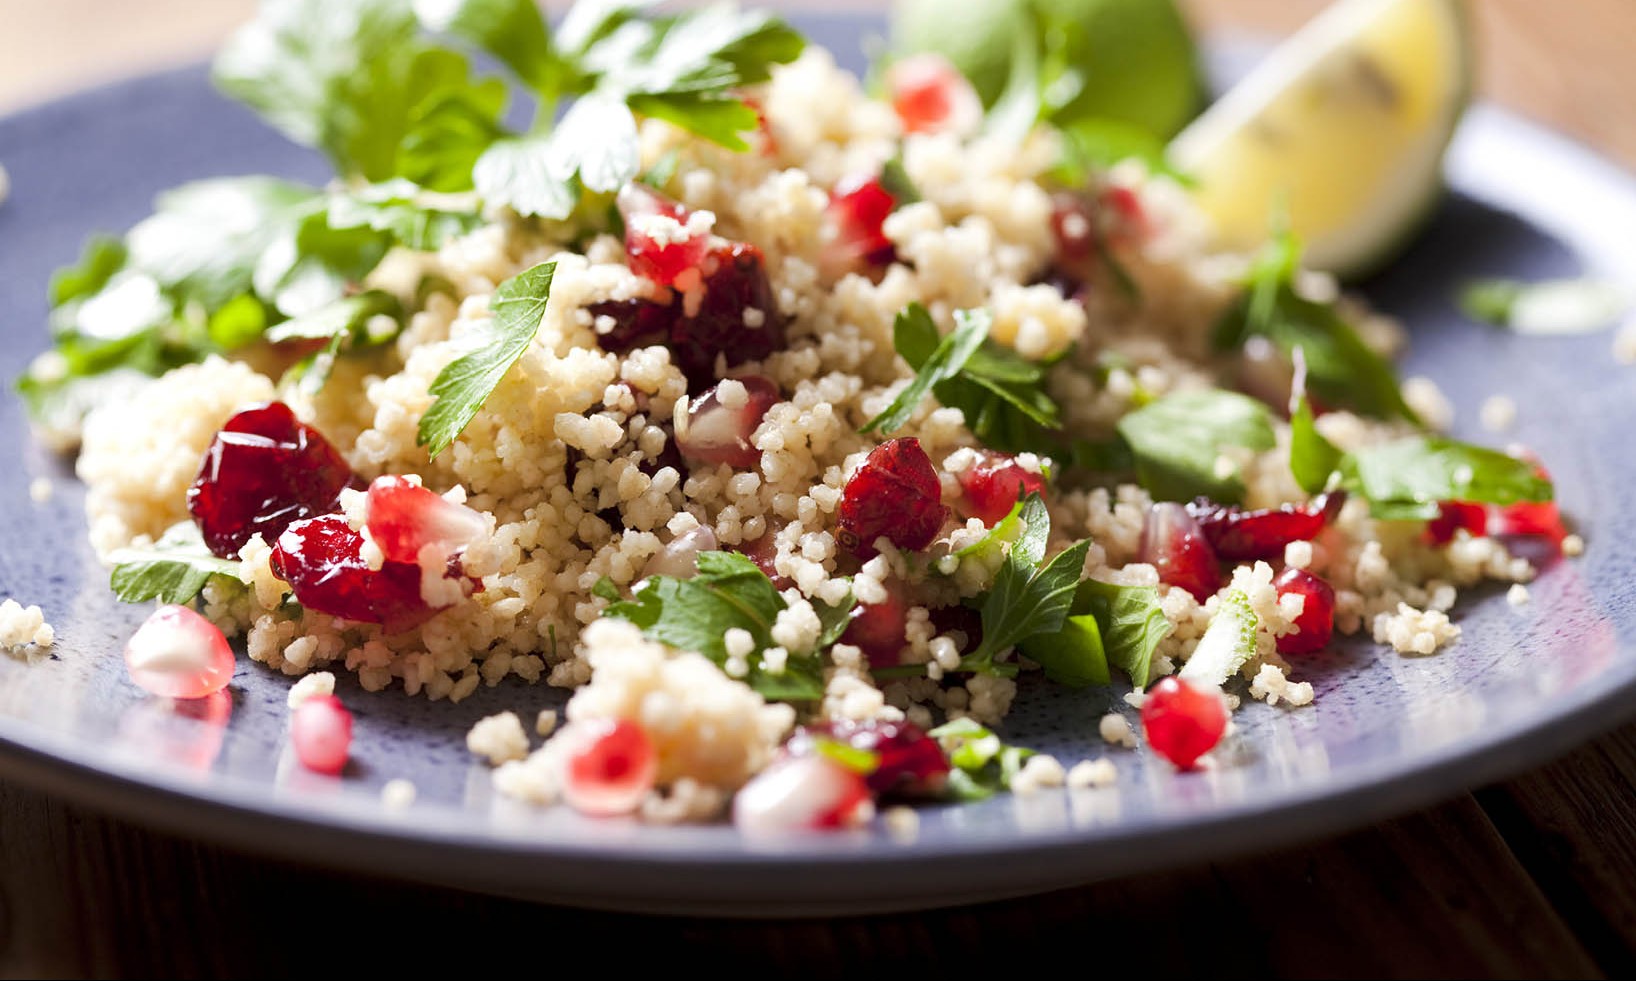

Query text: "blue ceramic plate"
[2, 18, 1635, 916]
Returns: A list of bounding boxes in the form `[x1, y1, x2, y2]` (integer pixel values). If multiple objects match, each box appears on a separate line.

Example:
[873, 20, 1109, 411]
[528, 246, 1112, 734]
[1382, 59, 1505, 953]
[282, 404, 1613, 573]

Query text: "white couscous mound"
[36, 2, 1569, 826]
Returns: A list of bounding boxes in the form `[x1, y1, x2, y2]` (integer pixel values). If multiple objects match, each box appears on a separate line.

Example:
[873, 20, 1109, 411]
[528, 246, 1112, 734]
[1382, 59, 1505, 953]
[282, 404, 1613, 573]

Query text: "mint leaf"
[418, 260, 556, 457]
[1288, 350, 1343, 495]
[1018, 613, 1109, 688]
[963, 492, 1090, 676]
[862, 303, 989, 435]
[1116, 388, 1275, 504]
[1214, 232, 1416, 423]
[326, 179, 483, 251]
[108, 524, 244, 605]
[1342, 437, 1553, 521]
[591, 576, 622, 601]
[1072, 579, 1170, 689]
[929, 717, 1035, 800]
[394, 49, 508, 192]
[416, 0, 557, 91]
[813, 589, 858, 650]
[603, 550, 824, 701]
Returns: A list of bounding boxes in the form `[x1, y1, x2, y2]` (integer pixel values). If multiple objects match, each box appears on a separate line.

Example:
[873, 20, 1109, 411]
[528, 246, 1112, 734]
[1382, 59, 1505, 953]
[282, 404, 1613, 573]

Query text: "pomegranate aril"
[1425, 500, 1488, 545]
[562, 718, 659, 818]
[956, 452, 1047, 527]
[837, 437, 949, 559]
[1139, 502, 1222, 602]
[1185, 492, 1342, 562]
[839, 581, 909, 667]
[1273, 567, 1335, 655]
[674, 375, 779, 468]
[618, 183, 708, 288]
[733, 527, 793, 590]
[886, 52, 982, 136]
[187, 401, 354, 558]
[642, 525, 719, 580]
[1141, 676, 1228, 770]
[270, 514, 461, 634]
[364, 475, 487, 565]
[823, 174, 897, 275]
[733, 753, 873, 834]
[123, 604, 236, 699]
[793, 719, 950, 798]
[290, 693, 353, 775]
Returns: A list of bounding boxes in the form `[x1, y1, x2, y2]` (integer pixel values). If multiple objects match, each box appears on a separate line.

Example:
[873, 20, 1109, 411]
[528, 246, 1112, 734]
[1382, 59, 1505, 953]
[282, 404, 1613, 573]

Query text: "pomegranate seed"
[837, 437, 949, 559]
[1425, 500, 1489, 545]
[1139, 502, 1222, 602]
[1049, 187, 1150, 285]
[732, 528, 792, 589]
[1273, 567, 1336, 655]
[673, 376, 779, 467]
[270, 514, 464, 633]
[1141, 676, 1228, 770]
[840, 581, 909, 667]
[733, 753, 874, 834]
[791, 719, 950, 798]
[364, 475, 487, 565]
[642, 525, 719, 580]
[956, 452, 1047, 526]
[123, 605, 236, 699]
[187, 402, 354, 558]
[1186, 492, 1343, 562]
[562, 719, 659, 818]
[886, 53, 981, 136]
[618, 183, 709, 288]
[290, 694, 353, 775]
[1050, 192, 1097, 265]
[823, 174, 897, 275]
[1098, 185, 1148, 246]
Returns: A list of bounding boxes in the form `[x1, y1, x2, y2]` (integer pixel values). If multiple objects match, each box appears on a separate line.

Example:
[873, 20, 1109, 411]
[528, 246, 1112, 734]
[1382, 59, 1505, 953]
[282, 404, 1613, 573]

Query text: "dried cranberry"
[587, 297, 674, 353]
[1273, 567, 1335, 655]
[837, 438, 949, 559]
[956, 452, 1047, 527]
[790, 719, 950, 798]
[1139, 502, 1221, 602]
[1185, 492, 1343, 562]
[187, 402, 354, 558]
[270, 514, 467, 634]
[840, 582, 908, 667]
[1141, 676, 1227, 770]
[928, 603, 984, 653]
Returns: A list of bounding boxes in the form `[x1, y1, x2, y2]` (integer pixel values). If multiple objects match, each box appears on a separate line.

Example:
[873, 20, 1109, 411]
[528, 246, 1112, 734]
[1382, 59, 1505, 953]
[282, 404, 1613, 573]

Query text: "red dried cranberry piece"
[839, 581, 908, 667]
[1139, 502, 1221, 602]
[1185, 492, 1344, 562]
[587, 297, 675, 354]
[270, 514, 472, 634]
[1273, 567, 1336, 655]
[928, 603, 984, 653]
[956, 451, 1047, 527]
[837, 438, 949, 559]
[791, 719, 950, 798]
[187, 402, 355, 558]
[671, 242, 786, 387]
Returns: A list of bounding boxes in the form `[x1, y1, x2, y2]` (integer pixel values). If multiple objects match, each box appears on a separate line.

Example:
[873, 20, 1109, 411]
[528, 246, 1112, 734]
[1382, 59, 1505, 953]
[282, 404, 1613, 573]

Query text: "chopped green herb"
[929, 717, 1035, 800]
[879, 156, 920, 205]
[1287, 349, 1343, 495]
[1459, 276, 1628, 335]
[418, 260, 556, 457]
[962, 495, 1092, 676]
[861, 303, 989, 435]
[591, 576, 622, 601]
[108, 524, 245, 605]
[1072, 578, 1170, 690]
[1341, 436, 1553, 521]
[1115, 388, 1275, 504]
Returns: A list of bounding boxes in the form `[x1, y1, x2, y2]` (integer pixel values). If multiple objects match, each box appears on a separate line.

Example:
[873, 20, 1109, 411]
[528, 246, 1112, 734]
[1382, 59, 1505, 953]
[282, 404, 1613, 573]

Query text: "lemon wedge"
[1168, 0, 1471, 278]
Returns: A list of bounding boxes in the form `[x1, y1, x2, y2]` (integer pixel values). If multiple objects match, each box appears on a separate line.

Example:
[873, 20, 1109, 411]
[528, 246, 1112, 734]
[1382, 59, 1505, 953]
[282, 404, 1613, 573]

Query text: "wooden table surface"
[4, 2, 1636, 978]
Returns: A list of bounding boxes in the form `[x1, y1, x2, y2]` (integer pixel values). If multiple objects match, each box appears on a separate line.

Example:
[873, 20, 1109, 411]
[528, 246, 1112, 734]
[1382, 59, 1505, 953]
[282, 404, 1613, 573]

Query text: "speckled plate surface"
[3, 17, 1636, 916]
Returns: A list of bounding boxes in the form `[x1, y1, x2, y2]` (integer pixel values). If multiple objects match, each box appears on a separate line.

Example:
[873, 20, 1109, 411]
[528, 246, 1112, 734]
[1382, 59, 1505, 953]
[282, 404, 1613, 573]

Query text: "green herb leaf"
[1017, 613, 1109, 688]
[418, 259, 556, 457]
[49, 235, 128, 307]
[879, 156, 920, 205]
[929, 717, 1035, 800]
[108, 524, 244, 605]
[964, 492, 1090, 676]
[591, 576, 622, 601]
[1115, 388, 1276, 504]
[1215, 231, 1417, 423]
[417, 0, 558, 92]
[862, 303, 989, 435]
[1072, 579, 1170, 689]
[813, 589, 858, 650]
[602, 550, 824, 701]
[1459, 276, 1628, 335]
[1288, 350, 1343, 495]
[1342, 436, 1554, 521]
[473, 136, 578, 219]
[268, 290, 403, 394]
[326, 179, 484, 251]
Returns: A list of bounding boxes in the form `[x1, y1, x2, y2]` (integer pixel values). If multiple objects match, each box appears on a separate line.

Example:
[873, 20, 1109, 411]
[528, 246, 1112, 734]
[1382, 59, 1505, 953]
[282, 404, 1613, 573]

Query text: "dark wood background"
[5, 2, 1636, 977]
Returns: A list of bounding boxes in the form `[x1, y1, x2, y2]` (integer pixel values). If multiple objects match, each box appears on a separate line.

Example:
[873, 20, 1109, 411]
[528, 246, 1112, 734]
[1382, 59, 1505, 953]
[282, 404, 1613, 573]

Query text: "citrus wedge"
[1168, 0, 1471, 279]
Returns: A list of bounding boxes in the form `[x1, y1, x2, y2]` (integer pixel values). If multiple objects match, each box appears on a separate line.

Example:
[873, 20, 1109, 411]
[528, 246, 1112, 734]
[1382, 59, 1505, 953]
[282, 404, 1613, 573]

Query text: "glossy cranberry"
[1273, 566, 1336, 655]
[1139, 502, 1222, 602]
[928, 603, 984, 653]
[791, 719, 950, 798]
[956, 452, 1047, 526]
[886, 52, 981, 136]
[1186, 492, 1343, 562]
[674, 376, 779, 468]
[1141, 676, 1227, 770]
[618, 183, 707, 288]
[270, 514, 466, 634]
[839, 582, 908, 667]
[837, 438, 949, 559]
[586, 296, 675, 353]
[187, 402, 354, 558]
[825, 174, 897, 272]
[291, 694, 353, 775]
[562, 718, 659, 817]
[123, 605, 236, 699]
